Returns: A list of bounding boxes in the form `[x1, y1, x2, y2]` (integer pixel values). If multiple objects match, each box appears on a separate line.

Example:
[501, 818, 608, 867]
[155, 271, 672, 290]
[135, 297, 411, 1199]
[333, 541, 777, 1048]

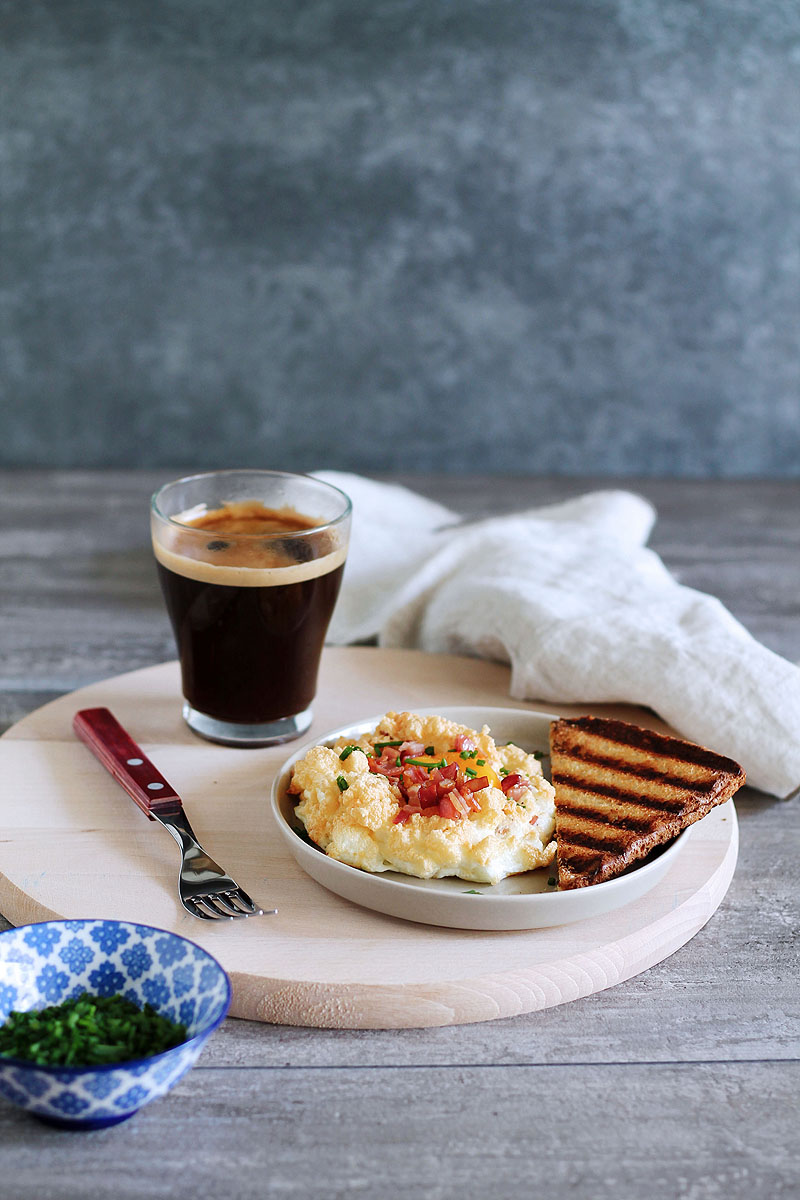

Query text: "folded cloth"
[316, 472, 800, 799]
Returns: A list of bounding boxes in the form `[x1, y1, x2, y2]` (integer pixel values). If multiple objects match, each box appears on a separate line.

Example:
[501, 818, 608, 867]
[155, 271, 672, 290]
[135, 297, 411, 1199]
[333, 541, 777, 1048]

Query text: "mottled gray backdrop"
[2, 1, 798, 475]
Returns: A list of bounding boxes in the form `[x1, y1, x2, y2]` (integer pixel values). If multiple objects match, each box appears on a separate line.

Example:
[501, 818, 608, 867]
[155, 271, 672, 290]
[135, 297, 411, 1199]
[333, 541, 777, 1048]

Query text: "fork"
[73, 707, 274, 921]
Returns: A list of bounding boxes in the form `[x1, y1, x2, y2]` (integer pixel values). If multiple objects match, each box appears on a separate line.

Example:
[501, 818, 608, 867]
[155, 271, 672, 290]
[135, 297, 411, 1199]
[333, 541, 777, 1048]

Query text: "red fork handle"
[73, 707, 183, 820]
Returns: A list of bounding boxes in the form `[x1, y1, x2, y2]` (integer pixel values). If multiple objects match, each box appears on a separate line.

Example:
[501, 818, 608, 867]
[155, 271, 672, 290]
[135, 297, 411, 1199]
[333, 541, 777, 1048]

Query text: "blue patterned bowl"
[0, 919, 231, 1129]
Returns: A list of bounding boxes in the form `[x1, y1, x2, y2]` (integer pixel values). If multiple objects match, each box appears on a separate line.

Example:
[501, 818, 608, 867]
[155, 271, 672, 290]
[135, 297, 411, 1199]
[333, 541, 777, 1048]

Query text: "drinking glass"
[151, 470, 351, 746]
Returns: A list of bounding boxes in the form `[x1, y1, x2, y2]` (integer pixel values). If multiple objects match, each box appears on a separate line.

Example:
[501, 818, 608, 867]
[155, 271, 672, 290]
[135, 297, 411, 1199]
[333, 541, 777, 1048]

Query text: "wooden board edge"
[0, 870, 63, 929]
[224, 816, 739, 1029]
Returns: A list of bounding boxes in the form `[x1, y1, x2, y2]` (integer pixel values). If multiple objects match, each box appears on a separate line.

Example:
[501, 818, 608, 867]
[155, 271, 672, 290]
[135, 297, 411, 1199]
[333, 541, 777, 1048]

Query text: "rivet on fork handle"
[73, 707, 183, 820]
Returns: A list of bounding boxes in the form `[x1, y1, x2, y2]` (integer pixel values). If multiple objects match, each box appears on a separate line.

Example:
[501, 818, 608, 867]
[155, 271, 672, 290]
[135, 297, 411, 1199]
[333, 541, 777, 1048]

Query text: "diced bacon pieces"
[463, 776, 489, 792]
[499, 771, 532, 803]
[369, 758, 403, 780]
[398, 741, 426, 759]
[452, 733, 477, 753]
[438, 796, 458, 820]
[419, 779, 439, 806]
[384, 735, 506, 823]
[369, 744, 406, 780]
[450, 792, 470, 818]
[402, 765, 428, 788]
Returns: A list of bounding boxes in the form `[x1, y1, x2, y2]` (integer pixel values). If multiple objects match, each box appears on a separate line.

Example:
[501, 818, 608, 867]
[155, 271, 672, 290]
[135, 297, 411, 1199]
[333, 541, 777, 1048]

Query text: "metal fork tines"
[72, 706, 275, 923]
[154, 808, 271, 921]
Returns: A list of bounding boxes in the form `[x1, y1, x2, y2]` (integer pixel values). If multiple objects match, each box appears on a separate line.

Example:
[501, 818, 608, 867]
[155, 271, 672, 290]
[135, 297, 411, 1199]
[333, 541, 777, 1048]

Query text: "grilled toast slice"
[549, 716, 745, 889]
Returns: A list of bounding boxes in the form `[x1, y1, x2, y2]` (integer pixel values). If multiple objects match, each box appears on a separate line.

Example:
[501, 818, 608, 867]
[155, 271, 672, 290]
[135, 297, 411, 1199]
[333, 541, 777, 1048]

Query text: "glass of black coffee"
[151, 470, 351, 746]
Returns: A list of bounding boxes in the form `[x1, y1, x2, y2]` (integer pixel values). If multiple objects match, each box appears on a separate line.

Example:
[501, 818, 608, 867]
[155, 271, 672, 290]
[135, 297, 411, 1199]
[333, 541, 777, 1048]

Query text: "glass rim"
[150, 469, 352, 538]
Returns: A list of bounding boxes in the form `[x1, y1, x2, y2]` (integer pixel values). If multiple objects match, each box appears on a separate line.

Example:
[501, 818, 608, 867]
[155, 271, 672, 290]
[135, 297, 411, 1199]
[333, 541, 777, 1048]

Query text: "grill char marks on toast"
[549, 716, 745, 890]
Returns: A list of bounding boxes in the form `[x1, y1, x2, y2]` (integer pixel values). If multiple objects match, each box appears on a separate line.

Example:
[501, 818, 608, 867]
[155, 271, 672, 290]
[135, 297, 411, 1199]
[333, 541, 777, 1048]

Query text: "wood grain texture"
[0, 653, 738, 1028]
[0, 1064, 797, 1200]
[0, 471, 798, 1197]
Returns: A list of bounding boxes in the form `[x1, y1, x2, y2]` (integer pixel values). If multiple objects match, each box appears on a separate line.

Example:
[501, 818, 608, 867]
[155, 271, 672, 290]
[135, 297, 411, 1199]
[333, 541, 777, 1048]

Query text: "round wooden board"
[0, 648, 737, 1029]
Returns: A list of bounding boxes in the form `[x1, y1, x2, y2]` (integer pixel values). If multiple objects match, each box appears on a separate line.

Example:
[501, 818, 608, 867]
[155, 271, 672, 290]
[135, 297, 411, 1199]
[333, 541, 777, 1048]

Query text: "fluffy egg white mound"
[288, 711, 556, 885]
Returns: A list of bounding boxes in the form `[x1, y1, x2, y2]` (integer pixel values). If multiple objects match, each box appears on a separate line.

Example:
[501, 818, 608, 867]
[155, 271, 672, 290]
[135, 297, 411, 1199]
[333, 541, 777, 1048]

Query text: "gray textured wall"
[2, 1, 799, 475]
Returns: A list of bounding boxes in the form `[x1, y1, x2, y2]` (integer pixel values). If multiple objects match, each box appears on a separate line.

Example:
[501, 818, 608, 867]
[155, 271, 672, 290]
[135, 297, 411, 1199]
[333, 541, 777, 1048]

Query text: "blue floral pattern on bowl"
[0, 920, 231, 1129]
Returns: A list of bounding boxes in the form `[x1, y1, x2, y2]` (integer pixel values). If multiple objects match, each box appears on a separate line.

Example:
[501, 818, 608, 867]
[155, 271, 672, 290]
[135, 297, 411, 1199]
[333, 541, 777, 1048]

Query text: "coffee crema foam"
[152, 500, 347, 587]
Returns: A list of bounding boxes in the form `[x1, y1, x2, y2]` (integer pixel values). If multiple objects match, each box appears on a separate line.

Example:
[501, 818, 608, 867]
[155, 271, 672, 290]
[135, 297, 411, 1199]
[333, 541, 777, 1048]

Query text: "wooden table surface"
[1, 470, 798, 1198]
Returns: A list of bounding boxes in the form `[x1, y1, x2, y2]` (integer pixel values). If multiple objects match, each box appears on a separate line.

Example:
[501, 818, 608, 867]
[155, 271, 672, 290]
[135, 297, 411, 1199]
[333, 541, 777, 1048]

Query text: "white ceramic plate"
[269, 706, 690, 931]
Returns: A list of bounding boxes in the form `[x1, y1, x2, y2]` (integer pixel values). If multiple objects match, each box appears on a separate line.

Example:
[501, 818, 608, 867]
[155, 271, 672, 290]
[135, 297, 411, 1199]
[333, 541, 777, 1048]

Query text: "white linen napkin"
[317, 471, 800, 799]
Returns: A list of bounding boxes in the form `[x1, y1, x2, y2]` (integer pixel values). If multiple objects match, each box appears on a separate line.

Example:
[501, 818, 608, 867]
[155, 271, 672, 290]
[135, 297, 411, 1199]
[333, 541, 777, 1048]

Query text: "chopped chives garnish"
[0, 994, 187, 1067]
[464, 767, 477, 778]
[395, 757, 402, 767]
[547, 877, 557, 887]
[424, 746, 435, 755]
[374, 740, 403, 750]
[338, 745, 358, 761]
[336, 775, 349, 791]
[476, 758, 485, 766]
[500, 767, 510, 776]
[533, 750, 544, 760]
[404, 757, 447, 769]
[459, 749, 476, 760]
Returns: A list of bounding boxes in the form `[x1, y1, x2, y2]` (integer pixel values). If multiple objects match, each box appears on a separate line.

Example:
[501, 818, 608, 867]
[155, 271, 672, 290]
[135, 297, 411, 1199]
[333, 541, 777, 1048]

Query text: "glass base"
[182, 702, 313, 747]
